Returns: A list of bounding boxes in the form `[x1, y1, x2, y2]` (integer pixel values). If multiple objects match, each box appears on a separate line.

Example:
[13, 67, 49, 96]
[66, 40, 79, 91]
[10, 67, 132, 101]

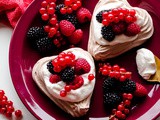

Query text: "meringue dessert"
[32, 48, 96, 117]
[136, 48, 160, 83]
[88, 0, 154, 61]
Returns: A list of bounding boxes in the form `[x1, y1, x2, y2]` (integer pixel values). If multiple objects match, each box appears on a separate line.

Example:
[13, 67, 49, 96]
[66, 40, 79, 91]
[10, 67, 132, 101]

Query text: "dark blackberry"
[55, 4, 65, 20]
[60, 67, 75, 83]
[96, 10, 110, 23]
[120, 79, 136, 93]
[101, 26, 115, 41]
[63, 14, 79, 28]
[103, 77, 119, 93]
[27, 27, 47, 40]
[47, 61, 54, 74]
[103, 92, 122, 108]
[36, 37, 54, 54]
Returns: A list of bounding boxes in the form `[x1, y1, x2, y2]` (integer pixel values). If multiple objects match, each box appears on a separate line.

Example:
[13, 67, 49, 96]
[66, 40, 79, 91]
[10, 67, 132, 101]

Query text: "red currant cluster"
[102, 8, 136, 26]
[110, 93, 133, 120]
[52, 51, 76, 72]
[60, 0, 82, 14]
[99, 64, 132, 82]
[0, 90, 22, 118]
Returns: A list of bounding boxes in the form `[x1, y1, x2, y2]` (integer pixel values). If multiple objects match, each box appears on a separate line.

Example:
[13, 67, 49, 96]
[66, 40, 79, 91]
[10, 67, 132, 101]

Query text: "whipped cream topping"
[40, 48, 95, 102]
[136, 48, 156, 80]
[88, 0, 154, 61]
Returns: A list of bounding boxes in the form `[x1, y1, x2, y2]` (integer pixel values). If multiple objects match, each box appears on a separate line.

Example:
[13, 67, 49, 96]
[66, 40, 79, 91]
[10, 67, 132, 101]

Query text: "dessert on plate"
[32, 48, 96, 117]
[88, 0, 154, 61]
[136, 48, 160, 83]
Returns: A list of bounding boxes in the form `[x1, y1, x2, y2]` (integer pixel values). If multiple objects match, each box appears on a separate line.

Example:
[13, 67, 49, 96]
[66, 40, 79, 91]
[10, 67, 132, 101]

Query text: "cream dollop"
[40, 48, 95, 102]
[136, 48, 156, 80]
[88, 0, 154, 61]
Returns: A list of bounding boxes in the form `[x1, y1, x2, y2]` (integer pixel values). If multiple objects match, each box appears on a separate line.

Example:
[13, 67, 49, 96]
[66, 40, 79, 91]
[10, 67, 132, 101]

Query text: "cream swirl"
[40, 48, 95, 102]
[88, 0, 154, 61]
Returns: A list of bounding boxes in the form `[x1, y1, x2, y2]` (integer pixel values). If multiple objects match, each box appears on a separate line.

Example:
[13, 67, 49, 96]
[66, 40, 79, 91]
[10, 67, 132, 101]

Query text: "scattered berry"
[88, 74, 95, 81]
[59, 20, 75, 36]
[68, 29, 83, 44]
[15, 110, 22, 118]
[74, 58, 91, 74]
[134, 83, 147, 97]
[76, 7, 92, 23]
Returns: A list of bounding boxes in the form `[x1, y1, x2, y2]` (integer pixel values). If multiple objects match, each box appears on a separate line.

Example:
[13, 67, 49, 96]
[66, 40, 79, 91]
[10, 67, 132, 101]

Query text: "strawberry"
[76, 7, 92, 23]
[125, 23, 141, 36]
[74, 58, 91, 74]
[59, 20, 75, 36]
[134, 83, 147, 97]
[68, 29, 83, 44]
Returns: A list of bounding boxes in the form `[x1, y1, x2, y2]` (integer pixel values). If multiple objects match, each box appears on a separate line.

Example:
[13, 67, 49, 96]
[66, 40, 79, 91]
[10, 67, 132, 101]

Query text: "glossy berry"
[65, 85, 72, 92]
[96, 10, 110, 23]
[68, 29, 83, 44]
[49, 74, 60, 83]
[116, 110, 122, 118]
[15, 110, 22, 118]
[60, 90, 67, 97]
[88, 74, 95, 81]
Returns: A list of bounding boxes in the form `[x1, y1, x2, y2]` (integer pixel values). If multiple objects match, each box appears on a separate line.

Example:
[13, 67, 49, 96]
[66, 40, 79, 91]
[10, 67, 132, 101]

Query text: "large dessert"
[32, 48, 95, 117]
[88, 0, 154, 61]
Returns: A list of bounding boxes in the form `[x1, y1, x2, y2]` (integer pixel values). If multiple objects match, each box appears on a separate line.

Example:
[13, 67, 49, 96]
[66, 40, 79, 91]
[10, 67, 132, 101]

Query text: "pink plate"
[9, 0, 160, 120]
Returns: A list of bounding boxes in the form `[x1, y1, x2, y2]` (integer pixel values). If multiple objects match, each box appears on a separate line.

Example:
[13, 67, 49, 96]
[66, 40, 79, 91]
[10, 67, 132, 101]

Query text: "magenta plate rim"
[9, 0, 160, 120]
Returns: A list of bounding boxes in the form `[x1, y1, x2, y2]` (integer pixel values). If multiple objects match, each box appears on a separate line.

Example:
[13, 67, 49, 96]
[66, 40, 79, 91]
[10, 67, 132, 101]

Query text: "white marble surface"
[0, 23, 159, 120]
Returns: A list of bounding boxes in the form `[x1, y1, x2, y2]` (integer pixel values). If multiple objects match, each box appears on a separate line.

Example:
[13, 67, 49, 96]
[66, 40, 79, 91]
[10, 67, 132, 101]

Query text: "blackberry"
[27, 27, 47, 40]
[103, 77, 119, 93]
[101, 26, 115, 41]
[63, 14, 79, 28]
[60, 67, 75, 83]
[55, 4, 65, 20]
[96, 10, 110, 23]
[36, 37, 54, 54]
[103, 93, 122, 108]
[47, 61, 54, 74]
[120, 79, 136, 93]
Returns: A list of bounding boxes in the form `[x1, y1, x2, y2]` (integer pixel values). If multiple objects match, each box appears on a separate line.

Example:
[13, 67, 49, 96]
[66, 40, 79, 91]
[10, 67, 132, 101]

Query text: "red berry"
[7, 101, 13, 106]
[76, 0, 82, 7]
[7, 106, 14, 113]
[124, 108, 130, 114]
[50, 17, 57, 25]
[0, 107, 6, 114]
[88, 74, 95, 81]
[47, 7, 55, 14]
[49, 27, 57, 36]
[129, 9, 136, 16]
[64, 0, 72, 6]
[49, 74, 60, 83]
[102, 69, 109, 76]
[102, 19, 110, 26]
[118, 104, 125, 111]
[39, 7, 46, 14]
[60, 8, 67, 14]
[114, 17, 119, 23]
[112, 109, 117, 114]
[112, 8, 119, 16]
[60, 90, 67, 97]
[113, 65, 120, 71]
[44, 25, 50, 32]
[112, 21, 127, 34]
[41, 13, 49, 21]
[41, 1, 48, 7]
[15, 110, 22, 118]
[134, 83, 147, 97]
[72, 4, 78, 10]
[68, 29, 83, 44]
[121, 8, 129, 14]
[125, 23, 141, 36]
[122, 93, 128, 99]
[118, 12, 125, 20]
[102, 12, 109, 19]
[127, 93, 133, 100]
[107, 13, 115, 22]
[116, 110, 122, 118]
[124, 99, 131, 106]
[65, 85, 71, 92]
[119, 75, 126, 82]
[59, 20, 75, 36]
[125, 15, 133, 23]
[5, 111, 12, 118]
[49, 2, 56, 8]
[67, 7, 73, 14]
[76, 7, 91, 23]
[120, 68, 126, 72]
[125, 72, 132, 79]
[121, 113, 126, 119]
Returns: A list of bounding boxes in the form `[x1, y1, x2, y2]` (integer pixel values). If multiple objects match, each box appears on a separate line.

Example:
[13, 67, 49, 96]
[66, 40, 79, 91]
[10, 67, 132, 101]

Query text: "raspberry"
[49, 74, 61, 83]
[112, 21, 127, 34]
[76, 7, 92, 23]
[74, 58, 91, 74]
[60, 67, 75, 83]
[103, 93, 122, 108]
[134, 83, 147, 97]
[101, 26, 115, 41]
[120, 79, 136, 93]
[68, 29, 83, 44]
[47, 61, 54, 74]
[125, 23, 141, 36]
[59, 20, 75, 36]
[36, 37, 54, 55]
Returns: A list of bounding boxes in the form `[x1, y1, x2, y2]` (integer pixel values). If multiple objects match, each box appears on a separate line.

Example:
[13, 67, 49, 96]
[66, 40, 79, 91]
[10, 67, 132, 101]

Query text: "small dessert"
[99, 63, 147, 120]
[136, 48, 160, 83]
[88, 0, 154, 60]
[32, 48, 96, 117]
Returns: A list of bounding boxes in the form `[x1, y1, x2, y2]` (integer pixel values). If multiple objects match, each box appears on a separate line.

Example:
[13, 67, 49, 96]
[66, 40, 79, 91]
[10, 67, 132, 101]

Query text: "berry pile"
[27, 0, 92, 55]
[47, 51, 94, 97]
[0, 90, 22, 118]
[99, 63, 147, 120]
[96, 8, 141, 41]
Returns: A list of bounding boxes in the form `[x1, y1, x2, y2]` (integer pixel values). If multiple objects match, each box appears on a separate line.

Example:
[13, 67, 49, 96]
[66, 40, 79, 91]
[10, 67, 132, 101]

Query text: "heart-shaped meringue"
[88, 0, 154, 61]
[32, 48, 96, 117]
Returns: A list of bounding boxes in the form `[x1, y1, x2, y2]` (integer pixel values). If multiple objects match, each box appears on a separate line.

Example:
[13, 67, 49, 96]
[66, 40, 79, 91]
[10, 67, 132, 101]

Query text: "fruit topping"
[99, 63, 148, 120]
[88, 74, 95, 81]
[74, 58, 91, 74]
[60, 67, 75, 83]
[96, 7, 141, 41]
[68, 29, 83, 44]
[47, 60, 55, 74]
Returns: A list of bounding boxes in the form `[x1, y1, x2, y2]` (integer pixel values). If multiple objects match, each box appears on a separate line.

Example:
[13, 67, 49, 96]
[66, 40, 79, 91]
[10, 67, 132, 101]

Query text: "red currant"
[64, 0, 72, 6]
[65, 85, 71, 92]
[129, 9, 136, 16]
[121, 113, 126, 119]
[60, 90, 67, 97]
[41, 1, 48, 7]
[117, 104, 125, 111]
[125, 15, 133, 23]
[60, 8, 67, 14]
[124, 99, 131, 106]
[107, 13, 115, 22]
[125, 72, 131, 79]
[7, 106, 14, 113]
[119, 75, 126, 82]
[67, 7, 73, 14]
[124, 108, 130, 114]
[88, 74, 95, 81]
[127, 93, 133, 100]
[118, 12, 124, 20]
[39, 7, 46, 14]
[47, 7, 55, 14]
[72, 4, 78, 10]
[44, 25, 50, 32]
[49, 2, 56, 8]
[15, 110, 22, 118]
[102, 19, 109, 26]
[113, 65, 120, 71]
[76, 0, 82, 7]
[115, 110, 122, 118]
[50, 17, 57, 25]
[41, 13, 49, 21]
